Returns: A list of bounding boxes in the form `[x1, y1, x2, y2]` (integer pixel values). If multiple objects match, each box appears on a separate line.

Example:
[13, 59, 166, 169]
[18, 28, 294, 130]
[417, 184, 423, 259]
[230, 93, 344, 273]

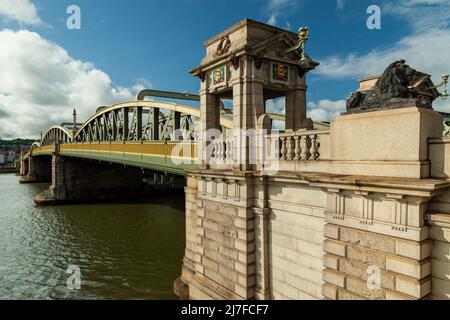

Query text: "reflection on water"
[0, 173, 185, 300]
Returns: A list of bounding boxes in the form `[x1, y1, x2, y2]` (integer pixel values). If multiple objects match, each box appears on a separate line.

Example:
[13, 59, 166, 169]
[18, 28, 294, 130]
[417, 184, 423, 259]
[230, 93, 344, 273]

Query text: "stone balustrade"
[209, 139, 233, 164]
[268, 130, 329, 161]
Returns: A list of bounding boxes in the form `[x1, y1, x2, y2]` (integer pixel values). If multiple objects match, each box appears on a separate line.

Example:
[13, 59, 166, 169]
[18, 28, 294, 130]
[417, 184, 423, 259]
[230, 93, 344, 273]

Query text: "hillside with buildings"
[0, 139, 34, 167]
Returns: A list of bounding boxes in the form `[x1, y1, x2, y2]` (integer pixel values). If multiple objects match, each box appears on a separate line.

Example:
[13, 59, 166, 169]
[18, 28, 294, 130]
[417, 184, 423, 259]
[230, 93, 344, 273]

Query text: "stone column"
[232, 59, 265, 171]
[285, 87, 312, 132]
[199, 88, 220, 169]
[188, 176, 257, 300]
[27, 156, 37, 181]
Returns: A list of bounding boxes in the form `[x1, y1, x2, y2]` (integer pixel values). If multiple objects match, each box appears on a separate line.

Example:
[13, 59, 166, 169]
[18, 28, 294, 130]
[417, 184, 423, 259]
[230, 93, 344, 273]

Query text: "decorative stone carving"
[345, 59, 440, 114]
[254, 53, 263, 69]
[214, 35, 231, 58]
[230, 54, 239, 70]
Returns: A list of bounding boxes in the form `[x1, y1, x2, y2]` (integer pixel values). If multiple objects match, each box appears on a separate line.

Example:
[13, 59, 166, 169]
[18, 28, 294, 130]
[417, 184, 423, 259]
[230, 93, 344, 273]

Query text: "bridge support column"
[176, 173, 258, 300]
[19, 153, 28, 176]
[34, 154, 182, 205]
[19, 156, 52, 183]
[285, 88, 313, 131]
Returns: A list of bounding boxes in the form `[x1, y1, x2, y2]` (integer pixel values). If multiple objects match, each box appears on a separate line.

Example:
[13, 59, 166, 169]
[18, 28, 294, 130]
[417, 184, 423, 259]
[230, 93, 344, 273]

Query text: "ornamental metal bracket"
[281, 26, 319, 76]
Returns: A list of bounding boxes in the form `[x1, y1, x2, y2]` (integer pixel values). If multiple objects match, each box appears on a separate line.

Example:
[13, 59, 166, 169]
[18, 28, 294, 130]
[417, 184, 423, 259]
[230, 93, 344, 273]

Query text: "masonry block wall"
[322, 188, 434, 300]
[426, 191, 450, 300]
[266, 179, 326, 300]
[183, 172, 257, 300]
[427, 214, 450, 299]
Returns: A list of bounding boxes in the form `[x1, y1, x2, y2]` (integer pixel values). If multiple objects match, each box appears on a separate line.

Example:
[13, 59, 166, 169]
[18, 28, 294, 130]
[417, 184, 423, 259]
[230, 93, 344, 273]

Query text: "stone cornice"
[258, 171, 450, 197]
[202, 18, 297, 47]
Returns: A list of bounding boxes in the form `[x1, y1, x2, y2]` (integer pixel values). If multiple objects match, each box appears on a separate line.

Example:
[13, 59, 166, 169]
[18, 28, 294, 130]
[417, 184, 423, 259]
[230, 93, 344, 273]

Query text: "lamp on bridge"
[72, 108, 77, 135]
[439, 74, 449, 100]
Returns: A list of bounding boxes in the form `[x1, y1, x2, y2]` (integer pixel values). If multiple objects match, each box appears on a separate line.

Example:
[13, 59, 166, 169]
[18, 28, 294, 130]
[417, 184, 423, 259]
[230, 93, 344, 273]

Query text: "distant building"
[0, 150, 5, 165]
[0, 149, 16, 166]
[6, 150, 15, 162]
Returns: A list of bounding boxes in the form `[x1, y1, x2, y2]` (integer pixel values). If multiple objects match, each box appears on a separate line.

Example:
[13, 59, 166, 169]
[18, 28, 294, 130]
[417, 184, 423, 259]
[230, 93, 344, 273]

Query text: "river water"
[0, 173, 185, 300]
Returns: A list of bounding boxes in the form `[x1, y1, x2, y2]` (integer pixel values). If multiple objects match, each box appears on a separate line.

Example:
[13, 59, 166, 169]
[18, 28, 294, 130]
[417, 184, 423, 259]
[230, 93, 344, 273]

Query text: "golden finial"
[298, 27, 309, 50]
[282, 26, 310, 60]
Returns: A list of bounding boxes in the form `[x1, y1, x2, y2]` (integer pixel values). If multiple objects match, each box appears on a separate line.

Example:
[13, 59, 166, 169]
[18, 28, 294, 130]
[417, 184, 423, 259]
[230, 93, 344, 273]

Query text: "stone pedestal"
[330, 106, 443, 178]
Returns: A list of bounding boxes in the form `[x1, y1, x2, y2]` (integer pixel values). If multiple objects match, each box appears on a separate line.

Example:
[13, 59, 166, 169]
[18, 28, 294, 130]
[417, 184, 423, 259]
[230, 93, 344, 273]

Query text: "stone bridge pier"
[19, 155, 52, 183]
[34, 147, 185, 205]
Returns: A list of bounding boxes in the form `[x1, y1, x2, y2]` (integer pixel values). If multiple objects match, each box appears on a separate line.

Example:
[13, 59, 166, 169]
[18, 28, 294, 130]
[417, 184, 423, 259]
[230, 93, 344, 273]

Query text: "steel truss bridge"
[24, 90, 299, 175]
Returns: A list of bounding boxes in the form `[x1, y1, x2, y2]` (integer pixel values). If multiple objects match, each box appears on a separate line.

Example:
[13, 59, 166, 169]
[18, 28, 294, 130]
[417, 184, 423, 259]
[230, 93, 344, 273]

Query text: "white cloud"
[383, 0, 450, 30]
[265, 97, 346, 122]
[267, 15, 277, 26]
[307, 99, 346, 122]
[266, 97, 286, 113]
[0, 0, 43, 26]
[336, 0, 345, 10]
[0, 29, 150, 139]
[317, 28, 450, 81]
[265, 0, 296, 27]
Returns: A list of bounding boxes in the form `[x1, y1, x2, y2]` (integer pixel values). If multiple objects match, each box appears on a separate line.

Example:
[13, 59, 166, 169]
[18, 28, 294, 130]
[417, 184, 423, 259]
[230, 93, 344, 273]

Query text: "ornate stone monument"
[190, 19, 319, 171]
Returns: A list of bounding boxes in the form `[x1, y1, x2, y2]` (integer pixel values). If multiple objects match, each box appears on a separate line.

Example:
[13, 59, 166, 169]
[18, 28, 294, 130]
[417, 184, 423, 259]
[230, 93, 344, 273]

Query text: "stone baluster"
[218, 140, 223, 162]
[221, 140, 226, 162]
[211, 140, 216, 163]
[286, 136, 294, 161]
[294, 136, 301, 160]
[310, 135, 319, 160]
[300, 135, 308, 160]
[226, 140, 232, 162]
[280, 137, 287, 160]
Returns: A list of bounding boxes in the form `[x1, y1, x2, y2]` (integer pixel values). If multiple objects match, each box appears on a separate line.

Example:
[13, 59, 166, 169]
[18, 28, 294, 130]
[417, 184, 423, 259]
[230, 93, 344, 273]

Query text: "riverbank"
[0, 167, 18, 174]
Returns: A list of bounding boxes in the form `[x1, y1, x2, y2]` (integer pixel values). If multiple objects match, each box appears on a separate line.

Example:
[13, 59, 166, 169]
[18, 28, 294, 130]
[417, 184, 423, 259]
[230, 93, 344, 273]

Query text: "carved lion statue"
[379, 59, 421, 101]
[345, 59, 425, 113]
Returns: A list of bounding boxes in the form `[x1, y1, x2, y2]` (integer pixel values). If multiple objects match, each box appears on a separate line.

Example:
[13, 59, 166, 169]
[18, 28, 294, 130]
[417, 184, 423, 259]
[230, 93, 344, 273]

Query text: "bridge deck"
[31, 141, 198, 175]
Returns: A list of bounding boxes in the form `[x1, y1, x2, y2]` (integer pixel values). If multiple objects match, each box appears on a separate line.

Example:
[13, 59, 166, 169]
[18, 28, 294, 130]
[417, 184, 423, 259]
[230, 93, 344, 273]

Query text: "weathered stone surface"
[339, 259, 396, 290]
[347, 245, 386, 268]
[340, 227, 396, 254]
[346, 276, 385, 300]
[324, 239, 347, 257]
[396, 239, 431, 260]
[386, 255, 430, 279]
[395, 275, 431, 298]
[323, 269, 346, 288]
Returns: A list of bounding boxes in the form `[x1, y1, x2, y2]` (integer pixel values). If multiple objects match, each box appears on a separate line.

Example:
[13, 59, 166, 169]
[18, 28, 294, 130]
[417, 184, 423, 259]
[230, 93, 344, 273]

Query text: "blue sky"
[0, 0, 450, 138]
